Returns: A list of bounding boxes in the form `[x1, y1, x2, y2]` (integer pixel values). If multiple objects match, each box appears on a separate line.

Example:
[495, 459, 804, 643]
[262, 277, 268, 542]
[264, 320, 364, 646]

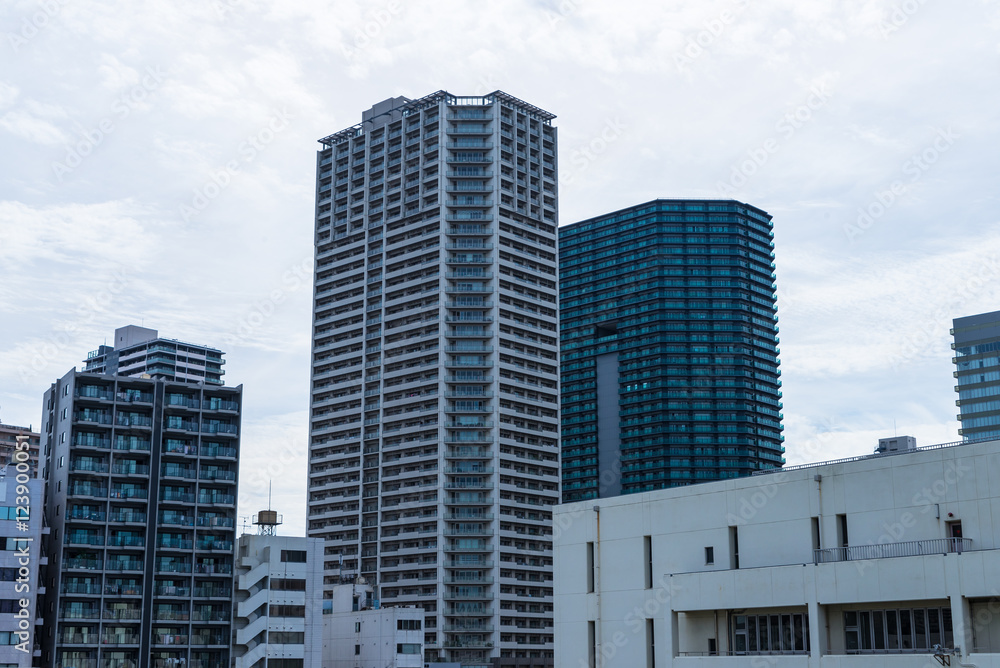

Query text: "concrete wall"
[324, 605, 424, 668]
[233, 534, 325, 668]
[553, 439, 1000, 668]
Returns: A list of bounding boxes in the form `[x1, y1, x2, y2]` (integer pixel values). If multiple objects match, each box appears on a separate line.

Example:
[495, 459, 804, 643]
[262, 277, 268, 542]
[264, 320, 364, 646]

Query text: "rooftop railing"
[814, 537, 972, 563]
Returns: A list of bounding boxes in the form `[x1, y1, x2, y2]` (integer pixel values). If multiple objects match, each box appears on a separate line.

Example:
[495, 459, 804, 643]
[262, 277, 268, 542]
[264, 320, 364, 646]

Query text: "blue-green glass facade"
[953, 310, 1000, 442]
[559, 199, 785, 502]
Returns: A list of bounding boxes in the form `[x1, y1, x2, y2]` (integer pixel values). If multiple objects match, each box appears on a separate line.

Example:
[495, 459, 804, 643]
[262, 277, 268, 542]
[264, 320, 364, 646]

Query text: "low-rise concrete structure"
[554, 438, 1000, 668]
[0, 423, 41, 476]
[232, 532, 324, 668]
[323, 581, 424, 668]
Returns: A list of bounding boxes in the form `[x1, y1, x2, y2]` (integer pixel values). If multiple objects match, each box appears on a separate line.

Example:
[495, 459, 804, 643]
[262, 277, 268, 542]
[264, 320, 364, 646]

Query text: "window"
[280, 550, 307, 563]
[396, 643, 421, 654]
[643, 535, 653, 588]
[729, 526, 739, 569]
[269, 605, 305, 618]
[586, 542, 595, 593]
[397, 619, 421, 630]
[705, 546, 714, 565]
[646, 618, 656, 668]
[588, 620, 597, 668]
[811, 517, 821, 552]
[355, 621, 361, 633]
[844, 608, 952, 653]
[270, 579, 306, 591]
[269, 631, 305, 644]
[837, 514, 849, 548]
[947, 521, 964, 552]
[732, 613, 809, 654]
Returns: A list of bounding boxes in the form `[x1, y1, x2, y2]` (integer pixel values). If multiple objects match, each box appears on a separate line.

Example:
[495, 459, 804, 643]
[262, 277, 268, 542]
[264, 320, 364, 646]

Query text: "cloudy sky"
[2, 0, 998, 535]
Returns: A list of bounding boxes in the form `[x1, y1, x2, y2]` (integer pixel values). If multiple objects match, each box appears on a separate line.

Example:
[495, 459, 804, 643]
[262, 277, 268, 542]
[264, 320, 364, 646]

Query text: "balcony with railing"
[105, 559, 144, 572]
[814, 538, 972, 563]
[73, 433, 111, 449]
[115, 413, 152, 428]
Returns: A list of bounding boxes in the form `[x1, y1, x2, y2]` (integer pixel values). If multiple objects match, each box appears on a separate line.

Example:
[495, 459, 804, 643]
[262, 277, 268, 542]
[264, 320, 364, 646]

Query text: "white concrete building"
[323, 582, 424, 668]
[309, 91, 561, 667]
[233, 532, 324, 668]
[554, 438, 1000, 668]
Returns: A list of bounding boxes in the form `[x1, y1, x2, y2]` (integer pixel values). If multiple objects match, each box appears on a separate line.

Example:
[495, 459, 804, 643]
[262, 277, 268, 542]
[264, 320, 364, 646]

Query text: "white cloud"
[0, 109, 67, 145]
[3, 0, 999, 528]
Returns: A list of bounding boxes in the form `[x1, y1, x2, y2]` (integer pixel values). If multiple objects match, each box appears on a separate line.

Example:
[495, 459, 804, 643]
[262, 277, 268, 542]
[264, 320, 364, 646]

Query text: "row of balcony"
[63, 559, 233, 574]
[59, 609, 230, 622]
[58, 631, 228, 645]
[71, 438, 236, 459]
[73, 413, 238, 434]
[60, 582, 231, 597]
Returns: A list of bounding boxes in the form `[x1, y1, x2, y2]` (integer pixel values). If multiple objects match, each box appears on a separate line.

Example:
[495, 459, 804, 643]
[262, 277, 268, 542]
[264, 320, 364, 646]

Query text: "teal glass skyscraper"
[953, 310, 1000, 441]
[560, 199, 785, 502]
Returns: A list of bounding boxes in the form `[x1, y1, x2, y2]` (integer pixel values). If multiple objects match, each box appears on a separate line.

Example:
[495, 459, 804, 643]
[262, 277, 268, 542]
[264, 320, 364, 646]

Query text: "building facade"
[40, 370, 241, 668]
[308, 90, 561, 666]
[0, 453, 47, 666]
[553, 437, 1000, 668]
[83, 325, 226, 385]
[323, 581, 424, 668]
[233, 531, 324, 668]
[559, 199, 784, 503]
[953, 310, 1000, 441]
[0, 423, 41, 476]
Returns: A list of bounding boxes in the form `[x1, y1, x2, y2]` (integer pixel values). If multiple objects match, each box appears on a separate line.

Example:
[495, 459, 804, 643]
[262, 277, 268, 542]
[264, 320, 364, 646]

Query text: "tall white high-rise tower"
[307, 91, 560, 667]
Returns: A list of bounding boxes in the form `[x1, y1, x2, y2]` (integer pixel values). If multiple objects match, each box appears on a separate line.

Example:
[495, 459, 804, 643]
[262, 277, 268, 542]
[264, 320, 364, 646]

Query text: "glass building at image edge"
[559, 199, 785, 503]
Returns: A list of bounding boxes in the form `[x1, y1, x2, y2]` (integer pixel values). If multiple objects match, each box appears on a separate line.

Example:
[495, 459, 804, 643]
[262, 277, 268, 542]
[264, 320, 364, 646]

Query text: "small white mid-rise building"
[554, 438, 1000, 668]
[323, 581, 424, 668]
[232, 524, 324, 668]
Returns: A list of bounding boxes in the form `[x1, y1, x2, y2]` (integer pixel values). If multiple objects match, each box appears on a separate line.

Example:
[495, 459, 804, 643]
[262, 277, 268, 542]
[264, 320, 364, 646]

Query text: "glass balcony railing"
[74, 412, 112, 425]
[158, 538, 194, 550]
[105, 560, 143, 572]
[200, 445, 236, 458]
[156, 562, 193, 574]
[197, 493, 235, 505]
[69, 460, 108, 473]
[160, 491, 195, 504]
[196, 540, 233, 552]
[73, 435, 111, 448]
[154, 584, 191, 597]
[109, 488, 147, 500]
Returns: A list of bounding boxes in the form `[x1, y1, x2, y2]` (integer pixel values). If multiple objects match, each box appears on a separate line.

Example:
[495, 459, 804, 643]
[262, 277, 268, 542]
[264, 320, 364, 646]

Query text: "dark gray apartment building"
[39, 330, 241, 668]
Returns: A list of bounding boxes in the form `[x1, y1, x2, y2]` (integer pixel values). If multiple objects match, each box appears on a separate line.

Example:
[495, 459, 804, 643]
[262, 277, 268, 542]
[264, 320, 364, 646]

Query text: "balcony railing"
[680, 651, 809, 657]
[814, 537, 972, 563]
